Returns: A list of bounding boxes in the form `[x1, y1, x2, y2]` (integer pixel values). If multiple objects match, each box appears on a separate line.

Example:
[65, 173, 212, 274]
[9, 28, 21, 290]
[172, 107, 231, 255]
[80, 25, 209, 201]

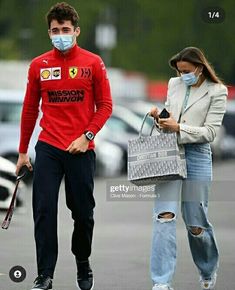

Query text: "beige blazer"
[165, 77, 227, 144]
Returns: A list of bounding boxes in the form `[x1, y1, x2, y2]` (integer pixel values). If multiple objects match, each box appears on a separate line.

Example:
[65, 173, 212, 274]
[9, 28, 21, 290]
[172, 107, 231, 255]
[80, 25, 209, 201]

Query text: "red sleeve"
[85, 57, 113, 135]
[19, 62, 41, 153]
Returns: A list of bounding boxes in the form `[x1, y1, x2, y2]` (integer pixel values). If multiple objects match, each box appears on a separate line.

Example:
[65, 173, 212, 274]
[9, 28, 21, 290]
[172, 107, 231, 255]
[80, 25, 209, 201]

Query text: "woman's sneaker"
[200, 273, 217, 289]
[31, 275, 53, 290]
[152, 284, 174, 290]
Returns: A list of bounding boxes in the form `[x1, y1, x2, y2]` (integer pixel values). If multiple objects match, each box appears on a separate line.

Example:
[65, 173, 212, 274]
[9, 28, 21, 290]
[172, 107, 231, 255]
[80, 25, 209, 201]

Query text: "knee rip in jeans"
[189, 226, 204, 236]
[154, 212, 176, 223]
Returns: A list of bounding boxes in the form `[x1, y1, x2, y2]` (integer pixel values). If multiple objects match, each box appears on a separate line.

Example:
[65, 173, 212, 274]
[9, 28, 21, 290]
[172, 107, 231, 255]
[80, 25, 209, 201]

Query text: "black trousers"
[33, 141, 96, 278]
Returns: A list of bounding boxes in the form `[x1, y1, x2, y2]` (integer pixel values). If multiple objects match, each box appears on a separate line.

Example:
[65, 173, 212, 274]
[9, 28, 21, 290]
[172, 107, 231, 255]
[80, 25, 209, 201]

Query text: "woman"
[149, 47, 227, 290]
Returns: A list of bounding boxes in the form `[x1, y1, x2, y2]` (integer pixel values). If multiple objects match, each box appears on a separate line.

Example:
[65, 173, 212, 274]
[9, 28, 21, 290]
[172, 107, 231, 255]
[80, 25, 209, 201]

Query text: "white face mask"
[51, 34, 75, 51]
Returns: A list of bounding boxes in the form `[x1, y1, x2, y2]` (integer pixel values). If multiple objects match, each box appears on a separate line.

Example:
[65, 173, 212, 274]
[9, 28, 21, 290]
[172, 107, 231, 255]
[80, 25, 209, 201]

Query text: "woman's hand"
[149, 106, 160, 119]
[158, 113, 180, 132]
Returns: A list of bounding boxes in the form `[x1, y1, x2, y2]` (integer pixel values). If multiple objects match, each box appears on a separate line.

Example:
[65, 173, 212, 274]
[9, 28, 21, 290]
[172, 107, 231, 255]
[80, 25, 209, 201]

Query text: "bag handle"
[139, 113, 160, 138]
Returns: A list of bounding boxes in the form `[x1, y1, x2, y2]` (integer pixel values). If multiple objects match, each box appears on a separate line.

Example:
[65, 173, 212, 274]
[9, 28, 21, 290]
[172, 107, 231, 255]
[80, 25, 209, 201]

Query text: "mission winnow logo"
[48, 90, 85, 102]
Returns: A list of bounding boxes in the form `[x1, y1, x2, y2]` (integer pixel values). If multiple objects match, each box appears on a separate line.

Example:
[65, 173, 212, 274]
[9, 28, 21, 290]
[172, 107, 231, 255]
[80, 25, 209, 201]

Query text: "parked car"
[213, 100, 235, 158]
[0, 89, 39, 164]
[95, 135, 125, 177]
[0, 89, 123, 177]
[0, 156, 25, 209]
[117, 99, 164, 128]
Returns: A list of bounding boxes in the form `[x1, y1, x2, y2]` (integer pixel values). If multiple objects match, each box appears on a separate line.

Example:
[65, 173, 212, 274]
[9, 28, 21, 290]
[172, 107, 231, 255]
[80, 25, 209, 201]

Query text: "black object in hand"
[16, 164, 30, 181]
[1, 165, 30, 230]
[159, 108, 170, 118]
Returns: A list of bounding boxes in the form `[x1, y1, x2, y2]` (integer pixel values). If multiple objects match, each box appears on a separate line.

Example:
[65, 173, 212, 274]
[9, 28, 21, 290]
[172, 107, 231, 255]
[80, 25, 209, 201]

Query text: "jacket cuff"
[179, 124, 200, 135]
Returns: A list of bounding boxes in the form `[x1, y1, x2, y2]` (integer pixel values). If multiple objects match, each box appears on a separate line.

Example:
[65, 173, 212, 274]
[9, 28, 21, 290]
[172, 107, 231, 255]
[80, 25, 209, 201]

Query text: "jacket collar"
[172, 78, 209, 120]
[53, 44, 80, 60]
[185, 78, 209, 112]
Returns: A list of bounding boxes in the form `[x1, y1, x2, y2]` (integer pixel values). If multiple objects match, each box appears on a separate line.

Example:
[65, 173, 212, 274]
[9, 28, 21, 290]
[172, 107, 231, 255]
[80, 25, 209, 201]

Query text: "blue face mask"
[181, 67, 200, 86]
[51, 34, 74, 51]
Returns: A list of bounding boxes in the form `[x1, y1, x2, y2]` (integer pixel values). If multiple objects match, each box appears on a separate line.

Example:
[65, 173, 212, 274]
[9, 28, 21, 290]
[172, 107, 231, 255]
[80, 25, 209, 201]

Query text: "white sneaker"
[200, 273, 217, 289]
[152, 284, 174, 290]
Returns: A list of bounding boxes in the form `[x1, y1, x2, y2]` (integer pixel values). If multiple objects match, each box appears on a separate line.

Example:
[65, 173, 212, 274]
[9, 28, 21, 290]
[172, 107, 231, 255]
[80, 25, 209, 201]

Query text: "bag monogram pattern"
[127, 114, 187, 185]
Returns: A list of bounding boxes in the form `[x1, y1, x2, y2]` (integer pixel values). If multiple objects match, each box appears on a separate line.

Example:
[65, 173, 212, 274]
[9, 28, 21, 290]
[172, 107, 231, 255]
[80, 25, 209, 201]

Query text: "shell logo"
[41, 69, 51, 79]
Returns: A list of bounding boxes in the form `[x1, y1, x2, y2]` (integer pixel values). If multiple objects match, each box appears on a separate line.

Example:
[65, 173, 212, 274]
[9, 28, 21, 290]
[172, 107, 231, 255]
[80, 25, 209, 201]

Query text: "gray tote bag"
[128, 113, 187, 185]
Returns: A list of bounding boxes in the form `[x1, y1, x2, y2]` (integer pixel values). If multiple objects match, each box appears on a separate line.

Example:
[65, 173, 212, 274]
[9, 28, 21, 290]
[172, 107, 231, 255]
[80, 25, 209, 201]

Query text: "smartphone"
[159, 108, 170, 119]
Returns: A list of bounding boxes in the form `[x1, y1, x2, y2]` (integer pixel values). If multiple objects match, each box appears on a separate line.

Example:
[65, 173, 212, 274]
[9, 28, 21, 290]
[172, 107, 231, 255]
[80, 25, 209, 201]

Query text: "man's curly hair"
[46, 2, 80, 28]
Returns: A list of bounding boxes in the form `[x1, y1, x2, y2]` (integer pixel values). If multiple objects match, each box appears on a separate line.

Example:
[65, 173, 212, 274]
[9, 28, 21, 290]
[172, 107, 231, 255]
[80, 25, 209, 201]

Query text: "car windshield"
[0, 102, 22, 123]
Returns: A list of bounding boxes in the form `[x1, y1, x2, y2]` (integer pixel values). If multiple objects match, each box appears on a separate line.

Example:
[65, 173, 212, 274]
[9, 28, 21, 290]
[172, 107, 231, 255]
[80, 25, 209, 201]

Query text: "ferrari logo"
[69, 67, 78, 78]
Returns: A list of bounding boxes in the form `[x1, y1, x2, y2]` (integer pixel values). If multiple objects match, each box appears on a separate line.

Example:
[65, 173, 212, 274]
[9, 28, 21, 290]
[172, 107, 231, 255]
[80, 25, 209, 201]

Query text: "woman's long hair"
[169, 47, 223, 84]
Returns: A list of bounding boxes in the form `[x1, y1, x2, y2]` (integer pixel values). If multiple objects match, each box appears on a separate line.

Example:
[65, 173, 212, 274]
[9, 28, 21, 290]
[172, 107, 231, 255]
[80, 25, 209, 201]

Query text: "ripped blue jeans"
[150, 143, 219, 286]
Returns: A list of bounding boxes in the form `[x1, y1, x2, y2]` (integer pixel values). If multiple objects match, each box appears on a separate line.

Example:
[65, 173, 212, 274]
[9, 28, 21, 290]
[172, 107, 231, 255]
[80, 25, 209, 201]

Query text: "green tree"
[0, 0, 234, 83]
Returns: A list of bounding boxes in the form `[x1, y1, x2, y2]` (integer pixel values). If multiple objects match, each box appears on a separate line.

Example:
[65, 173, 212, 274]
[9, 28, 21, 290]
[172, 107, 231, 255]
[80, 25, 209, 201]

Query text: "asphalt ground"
[0, 159, 235, 290]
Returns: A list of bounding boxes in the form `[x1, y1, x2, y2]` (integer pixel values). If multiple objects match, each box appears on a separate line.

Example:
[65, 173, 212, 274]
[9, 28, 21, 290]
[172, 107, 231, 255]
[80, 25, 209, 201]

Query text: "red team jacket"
[19, 44, 113, 153]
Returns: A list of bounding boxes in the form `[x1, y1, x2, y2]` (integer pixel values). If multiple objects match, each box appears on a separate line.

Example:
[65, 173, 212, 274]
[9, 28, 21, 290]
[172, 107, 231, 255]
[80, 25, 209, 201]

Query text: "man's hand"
[16, 153, 33, 175]
[158, 112, 180, 132]
[66, 134, 90, 154]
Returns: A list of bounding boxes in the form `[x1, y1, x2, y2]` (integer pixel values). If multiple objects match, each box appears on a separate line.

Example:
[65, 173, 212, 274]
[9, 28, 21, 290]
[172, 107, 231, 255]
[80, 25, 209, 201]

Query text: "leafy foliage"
[0, 0, 234, 83]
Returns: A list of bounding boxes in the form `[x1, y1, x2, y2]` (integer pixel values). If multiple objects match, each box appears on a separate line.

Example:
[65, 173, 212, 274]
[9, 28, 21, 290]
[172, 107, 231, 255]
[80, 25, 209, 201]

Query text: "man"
[16, 2, 112, 290]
